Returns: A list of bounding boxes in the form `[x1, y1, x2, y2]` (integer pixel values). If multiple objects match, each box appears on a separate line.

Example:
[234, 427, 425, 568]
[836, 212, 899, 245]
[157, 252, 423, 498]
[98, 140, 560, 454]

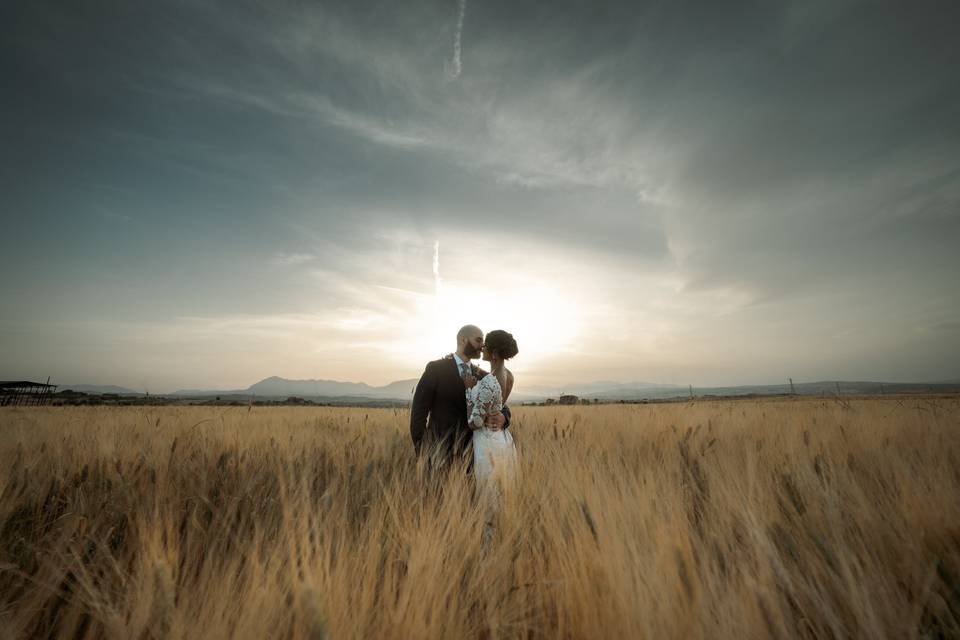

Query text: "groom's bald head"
[457, 325, 483, 359]
[457, 325, 481, 341]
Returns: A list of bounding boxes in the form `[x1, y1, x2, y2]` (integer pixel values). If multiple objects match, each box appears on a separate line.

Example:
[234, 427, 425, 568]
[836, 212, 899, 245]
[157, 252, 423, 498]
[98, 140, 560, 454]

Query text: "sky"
[1, 0, 958, 393]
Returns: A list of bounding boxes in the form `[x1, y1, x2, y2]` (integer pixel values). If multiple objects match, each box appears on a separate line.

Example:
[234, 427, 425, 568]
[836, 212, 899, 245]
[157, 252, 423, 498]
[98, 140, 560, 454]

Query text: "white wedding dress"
[467, 373, 517, 493]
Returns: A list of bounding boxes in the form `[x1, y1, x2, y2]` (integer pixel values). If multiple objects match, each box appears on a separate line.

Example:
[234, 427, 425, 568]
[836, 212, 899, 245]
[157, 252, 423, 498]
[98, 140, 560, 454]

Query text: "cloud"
[925, 321, 960, 334]
[3, 0, 960, 388]
[273, 252, 316, 266]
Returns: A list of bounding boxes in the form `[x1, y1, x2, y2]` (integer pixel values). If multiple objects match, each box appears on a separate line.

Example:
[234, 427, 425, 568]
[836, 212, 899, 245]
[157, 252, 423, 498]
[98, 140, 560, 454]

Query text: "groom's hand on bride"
[484, 412, 506, 431]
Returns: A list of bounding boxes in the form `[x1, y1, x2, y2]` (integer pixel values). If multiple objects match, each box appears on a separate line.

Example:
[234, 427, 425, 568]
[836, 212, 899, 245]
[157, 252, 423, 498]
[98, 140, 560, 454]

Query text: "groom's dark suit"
[410, 354, 510, 465]
[410, 355, 472, 463]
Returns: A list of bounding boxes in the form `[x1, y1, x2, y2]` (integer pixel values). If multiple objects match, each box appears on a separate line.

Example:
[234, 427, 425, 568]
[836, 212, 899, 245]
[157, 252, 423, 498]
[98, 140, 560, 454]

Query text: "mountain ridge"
[60, 384, 144, 395]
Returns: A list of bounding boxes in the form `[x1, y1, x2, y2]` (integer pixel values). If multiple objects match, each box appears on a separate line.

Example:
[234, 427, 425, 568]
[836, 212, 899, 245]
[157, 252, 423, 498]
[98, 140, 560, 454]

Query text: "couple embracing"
[410, 325, 519, 517]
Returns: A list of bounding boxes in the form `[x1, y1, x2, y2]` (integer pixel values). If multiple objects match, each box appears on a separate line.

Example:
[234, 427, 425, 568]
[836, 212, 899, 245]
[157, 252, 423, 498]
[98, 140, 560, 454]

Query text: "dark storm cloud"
[1, 0, 677, 256]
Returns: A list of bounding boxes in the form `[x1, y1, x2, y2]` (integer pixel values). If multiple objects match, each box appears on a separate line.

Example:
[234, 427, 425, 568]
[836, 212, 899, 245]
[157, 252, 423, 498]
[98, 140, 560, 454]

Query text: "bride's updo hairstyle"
[484, 330, 519, 360]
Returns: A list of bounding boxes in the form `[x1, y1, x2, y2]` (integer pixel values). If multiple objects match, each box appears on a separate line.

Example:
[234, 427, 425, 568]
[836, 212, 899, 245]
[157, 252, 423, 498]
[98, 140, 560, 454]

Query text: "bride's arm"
[469, 379, 497, 430]
[485, 372, 514, 431]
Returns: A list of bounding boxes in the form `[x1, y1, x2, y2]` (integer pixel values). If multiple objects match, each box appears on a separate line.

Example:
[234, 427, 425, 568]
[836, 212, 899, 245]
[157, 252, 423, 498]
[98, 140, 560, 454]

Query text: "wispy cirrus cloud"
[272, 252, 317, 266]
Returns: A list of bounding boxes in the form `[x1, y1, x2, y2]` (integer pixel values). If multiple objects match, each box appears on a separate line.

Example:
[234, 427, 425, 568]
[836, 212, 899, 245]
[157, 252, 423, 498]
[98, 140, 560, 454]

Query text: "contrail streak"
[433, 240, 442, 296]
[448, 0, 466, 79]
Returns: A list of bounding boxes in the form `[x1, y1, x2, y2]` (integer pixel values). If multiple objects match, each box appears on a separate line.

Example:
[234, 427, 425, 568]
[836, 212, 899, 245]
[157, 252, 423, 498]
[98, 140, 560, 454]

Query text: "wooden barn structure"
[0, 379, 58, 406]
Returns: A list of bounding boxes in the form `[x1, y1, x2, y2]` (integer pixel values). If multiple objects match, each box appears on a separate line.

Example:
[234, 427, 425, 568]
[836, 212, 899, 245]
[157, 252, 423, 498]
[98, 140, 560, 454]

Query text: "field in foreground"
[1, 398, 959, 639]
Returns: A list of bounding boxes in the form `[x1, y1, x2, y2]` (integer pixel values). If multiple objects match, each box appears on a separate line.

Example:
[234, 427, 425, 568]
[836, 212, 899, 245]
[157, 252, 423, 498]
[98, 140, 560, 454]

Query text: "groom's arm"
[410, 363, 437, 454]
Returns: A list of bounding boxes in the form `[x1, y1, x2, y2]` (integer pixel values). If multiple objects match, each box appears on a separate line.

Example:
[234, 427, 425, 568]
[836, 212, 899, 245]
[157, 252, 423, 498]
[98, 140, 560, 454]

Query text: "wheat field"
[1, 397, 958, 639]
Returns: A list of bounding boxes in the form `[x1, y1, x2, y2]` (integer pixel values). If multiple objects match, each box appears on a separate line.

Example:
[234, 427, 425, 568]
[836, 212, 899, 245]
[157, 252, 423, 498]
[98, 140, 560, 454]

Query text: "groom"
[410, 324, 509, 467]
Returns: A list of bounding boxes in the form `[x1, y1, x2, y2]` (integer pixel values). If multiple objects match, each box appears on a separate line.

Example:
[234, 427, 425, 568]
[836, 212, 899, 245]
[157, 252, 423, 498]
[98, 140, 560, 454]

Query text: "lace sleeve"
[469, 377, 499, 430]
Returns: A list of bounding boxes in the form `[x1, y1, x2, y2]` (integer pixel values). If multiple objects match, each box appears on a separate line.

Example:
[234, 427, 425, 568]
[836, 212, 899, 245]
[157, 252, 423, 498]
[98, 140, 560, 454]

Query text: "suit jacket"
[410, 355, 471, 461]
[410, 355, 513, 462]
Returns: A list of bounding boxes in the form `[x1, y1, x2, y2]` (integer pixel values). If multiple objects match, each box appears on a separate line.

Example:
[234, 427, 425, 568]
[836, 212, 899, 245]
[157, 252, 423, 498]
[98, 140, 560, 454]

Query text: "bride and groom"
[409, 324, 519, 490]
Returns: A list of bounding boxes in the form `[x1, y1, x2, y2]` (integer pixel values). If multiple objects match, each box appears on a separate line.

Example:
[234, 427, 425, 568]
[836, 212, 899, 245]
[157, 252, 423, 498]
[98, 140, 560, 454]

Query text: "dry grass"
[1, 397, 959, 639]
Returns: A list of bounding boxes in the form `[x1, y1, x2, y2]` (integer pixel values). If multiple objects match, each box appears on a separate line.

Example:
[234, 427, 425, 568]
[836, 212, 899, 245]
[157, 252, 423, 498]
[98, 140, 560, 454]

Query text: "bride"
[465, 330, 519, 542]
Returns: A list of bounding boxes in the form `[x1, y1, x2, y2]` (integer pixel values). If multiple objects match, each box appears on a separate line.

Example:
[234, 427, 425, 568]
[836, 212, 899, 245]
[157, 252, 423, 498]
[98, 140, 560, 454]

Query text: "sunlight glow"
[398, 279, 582, 370]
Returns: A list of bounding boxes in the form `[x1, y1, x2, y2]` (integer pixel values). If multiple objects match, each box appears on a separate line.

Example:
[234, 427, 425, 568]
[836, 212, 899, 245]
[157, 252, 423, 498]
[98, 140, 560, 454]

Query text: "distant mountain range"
[56, 376, 960, 402]
[60, 384, 148, 395]
[171, 376, 420, 399]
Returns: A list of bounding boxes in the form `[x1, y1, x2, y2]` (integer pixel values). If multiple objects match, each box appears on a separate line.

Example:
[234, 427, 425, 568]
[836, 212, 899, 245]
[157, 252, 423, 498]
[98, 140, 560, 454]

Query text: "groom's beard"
[464, 344, 481, 359]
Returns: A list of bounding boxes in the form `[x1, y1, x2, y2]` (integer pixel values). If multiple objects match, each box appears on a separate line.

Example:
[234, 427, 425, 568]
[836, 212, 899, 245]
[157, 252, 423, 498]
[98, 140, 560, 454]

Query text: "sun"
[402, 278, 581, 369]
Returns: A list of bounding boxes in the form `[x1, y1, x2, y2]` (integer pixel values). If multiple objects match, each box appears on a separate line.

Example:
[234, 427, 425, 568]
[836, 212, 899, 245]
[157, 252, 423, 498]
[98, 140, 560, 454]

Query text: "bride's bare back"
[499, 369, 514, 403]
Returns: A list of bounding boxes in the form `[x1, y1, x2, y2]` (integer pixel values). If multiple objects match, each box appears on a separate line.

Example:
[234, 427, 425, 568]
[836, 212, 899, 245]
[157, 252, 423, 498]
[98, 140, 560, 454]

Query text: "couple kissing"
[409, 325, 519, 491]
